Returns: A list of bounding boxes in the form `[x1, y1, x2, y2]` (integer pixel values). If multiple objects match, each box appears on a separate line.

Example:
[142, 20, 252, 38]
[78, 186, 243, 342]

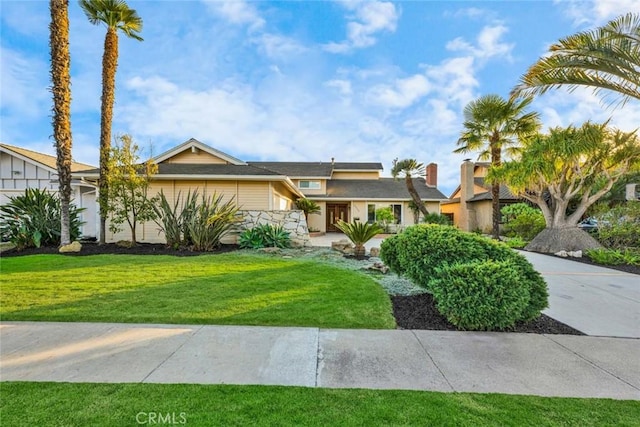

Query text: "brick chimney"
[425, 163, 437, 187]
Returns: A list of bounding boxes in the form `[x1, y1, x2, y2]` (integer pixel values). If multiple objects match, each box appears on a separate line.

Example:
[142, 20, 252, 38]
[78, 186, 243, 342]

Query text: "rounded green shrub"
[380, 224, 549, 323]
[380, 224, 495, 288]
[501, 203, 545, 241]
[430, 260, 530, 330]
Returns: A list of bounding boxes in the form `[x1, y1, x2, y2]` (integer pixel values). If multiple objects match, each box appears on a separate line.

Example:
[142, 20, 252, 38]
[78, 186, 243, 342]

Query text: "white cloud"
[446, 24, 513, 61]
[323, 1, 399, 53]
[554, 0, 640, 27]
[423, 56, 479, 107]
[253, 33, 308, 59]
[532, 87, 640, 132]
[203, 0, 265, 31]
[0, 47, 49, 118]
[366, 75, 431, 109]
[326, 79, 353, 97]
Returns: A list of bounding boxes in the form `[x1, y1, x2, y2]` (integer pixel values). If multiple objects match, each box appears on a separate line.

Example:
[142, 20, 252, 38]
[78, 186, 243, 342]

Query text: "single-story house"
[440, 160, 520, 233]
[0, 143, 97, 238]
[74, 138, 448, 243]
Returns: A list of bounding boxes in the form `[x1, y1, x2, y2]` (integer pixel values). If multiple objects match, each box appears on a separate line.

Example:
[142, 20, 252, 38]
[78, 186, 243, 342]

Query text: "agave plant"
[334, 220, 384, 259]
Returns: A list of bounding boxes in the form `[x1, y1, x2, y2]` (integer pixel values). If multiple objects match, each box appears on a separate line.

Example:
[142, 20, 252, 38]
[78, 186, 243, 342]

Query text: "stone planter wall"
[235, 210, 311, 247]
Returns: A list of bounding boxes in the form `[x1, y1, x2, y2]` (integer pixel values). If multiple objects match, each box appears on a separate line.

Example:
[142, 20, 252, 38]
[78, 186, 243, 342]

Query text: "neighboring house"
[440, 160, 520, 233]
[0, 143, 98, 238]
[74, 138, 448, 243]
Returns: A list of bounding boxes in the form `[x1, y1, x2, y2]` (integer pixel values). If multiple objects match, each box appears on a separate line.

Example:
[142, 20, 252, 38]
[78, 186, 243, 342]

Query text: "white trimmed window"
[298, 180, 321, 189]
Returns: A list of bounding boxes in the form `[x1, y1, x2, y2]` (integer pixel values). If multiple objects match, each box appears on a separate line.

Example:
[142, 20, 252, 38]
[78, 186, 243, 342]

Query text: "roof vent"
[191, 146, 199, 154]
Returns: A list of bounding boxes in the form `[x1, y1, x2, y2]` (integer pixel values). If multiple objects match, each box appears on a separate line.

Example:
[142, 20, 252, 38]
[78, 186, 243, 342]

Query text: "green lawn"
[0, 253, 395, 329]
[2, 382, 638, 426]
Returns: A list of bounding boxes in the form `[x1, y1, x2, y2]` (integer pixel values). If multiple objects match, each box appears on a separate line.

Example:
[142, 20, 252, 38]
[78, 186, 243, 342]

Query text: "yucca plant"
[334, 220, 384, 259]
[184, 192, 239, 251]
[0, 188, 84, 249]
[153, 189, 199, 248]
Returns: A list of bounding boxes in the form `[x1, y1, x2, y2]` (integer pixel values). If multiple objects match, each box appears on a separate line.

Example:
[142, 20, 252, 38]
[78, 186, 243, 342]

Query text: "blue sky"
[1, 0, 639, 194]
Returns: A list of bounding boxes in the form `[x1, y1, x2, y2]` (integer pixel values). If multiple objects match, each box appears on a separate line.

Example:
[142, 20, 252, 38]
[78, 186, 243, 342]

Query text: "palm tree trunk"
[98, 28, 118, 244]
[50, 0, 73, 246]
[491, 142, 501, 240]
[405, 175, 429, 218]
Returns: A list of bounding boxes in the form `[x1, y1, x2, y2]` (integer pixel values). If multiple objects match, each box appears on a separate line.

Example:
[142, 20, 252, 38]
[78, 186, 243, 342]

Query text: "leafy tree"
[80, 0, 143, 244]
[454, 94, 540, 239]
[295, 198, 320, 223]
[106, 135, 157, 245]
[391, 158, 429, 218]
[50, 0, 73, 246]
[491, 122, 640, 252]
[512, 13, 640, 105]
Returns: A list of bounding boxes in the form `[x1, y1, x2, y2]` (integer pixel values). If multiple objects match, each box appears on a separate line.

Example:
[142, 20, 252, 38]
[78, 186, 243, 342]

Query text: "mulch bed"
[0, 242, 238, 258]
[392, 293, 585, 335]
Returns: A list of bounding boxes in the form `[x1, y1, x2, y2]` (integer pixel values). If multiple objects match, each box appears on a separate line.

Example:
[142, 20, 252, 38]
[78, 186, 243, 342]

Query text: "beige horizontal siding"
[331, 171, 379, 180]
[162, 150, 228, 164]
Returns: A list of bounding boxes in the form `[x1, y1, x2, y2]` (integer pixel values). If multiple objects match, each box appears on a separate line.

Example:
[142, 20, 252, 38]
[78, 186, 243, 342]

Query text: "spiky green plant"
[0, 188, 84, 249]
[184, 193, 238, 251]
[334, 220, 384, 259]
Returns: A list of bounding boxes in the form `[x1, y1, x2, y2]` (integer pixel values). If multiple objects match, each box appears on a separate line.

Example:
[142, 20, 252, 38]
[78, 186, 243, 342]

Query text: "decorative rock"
[555, 250, 568, 257]
[363, 261, 389, 274]
[59, 241, 82, 253]
[568, 250, 583, 258]
[369, 247, 380, 257]
[331, 239, 353, 253]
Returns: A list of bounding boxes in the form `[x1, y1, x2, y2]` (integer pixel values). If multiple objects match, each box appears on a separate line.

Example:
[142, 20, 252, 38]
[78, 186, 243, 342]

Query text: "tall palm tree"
[454, 95, 540, 239]
[391, 158, 429, 218]
[50, 0, 73, 246]
[80, 0, 143, 243]
[511, 13, 640, 105]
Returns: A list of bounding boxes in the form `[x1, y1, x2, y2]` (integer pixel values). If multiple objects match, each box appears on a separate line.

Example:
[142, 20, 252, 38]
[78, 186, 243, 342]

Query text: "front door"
[326, 203, 349, 232]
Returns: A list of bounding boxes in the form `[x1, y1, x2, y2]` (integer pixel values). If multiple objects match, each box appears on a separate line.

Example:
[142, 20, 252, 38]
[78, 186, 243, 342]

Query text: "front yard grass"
[2, 382, 638, 426]
[0, 253, 395, 329]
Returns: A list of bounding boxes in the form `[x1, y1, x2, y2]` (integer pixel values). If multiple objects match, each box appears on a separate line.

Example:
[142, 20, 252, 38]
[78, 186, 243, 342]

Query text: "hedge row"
[380, 224, 548, 330]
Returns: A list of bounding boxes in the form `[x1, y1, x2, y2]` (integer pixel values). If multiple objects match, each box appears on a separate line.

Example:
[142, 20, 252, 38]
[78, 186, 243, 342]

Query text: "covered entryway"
[326, 203, 348, 232]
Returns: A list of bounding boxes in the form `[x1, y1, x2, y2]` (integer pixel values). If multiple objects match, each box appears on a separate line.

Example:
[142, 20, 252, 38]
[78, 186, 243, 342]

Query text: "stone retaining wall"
[235, 210, 311, 247]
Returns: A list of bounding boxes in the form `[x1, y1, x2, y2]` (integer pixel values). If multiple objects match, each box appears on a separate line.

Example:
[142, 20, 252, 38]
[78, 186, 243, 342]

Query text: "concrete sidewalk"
[1, 322, 638, 400]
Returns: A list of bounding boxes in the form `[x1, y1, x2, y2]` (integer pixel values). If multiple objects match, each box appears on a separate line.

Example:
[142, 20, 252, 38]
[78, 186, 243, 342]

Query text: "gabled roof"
[154, 138, 246, 165]
[320, 178, 447, 201]
[248, 161, 383, 178]
[469, 177, 519, 201]
[0, 143, 95, 172]
[249, 162, 334, 178]
[155, 163, 282, 176]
